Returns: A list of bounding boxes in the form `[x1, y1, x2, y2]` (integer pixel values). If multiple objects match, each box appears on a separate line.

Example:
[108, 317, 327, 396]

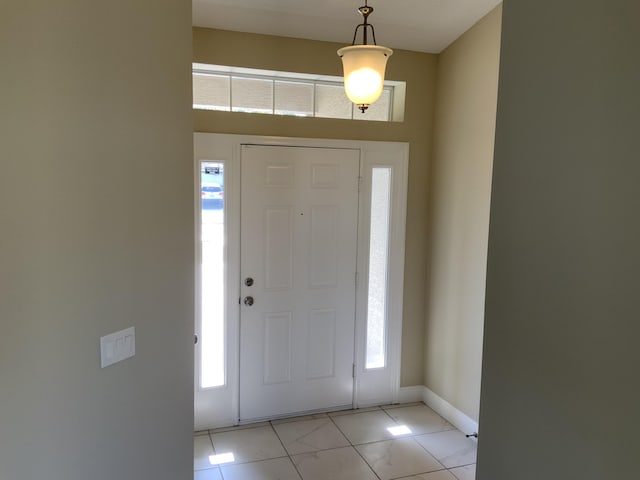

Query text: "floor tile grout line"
[450, 461, 476, 469]
[289, 444, 383, 480]
[387, 466, 452, 480]
[411, 431, 446, 464]
[276, 406, 458, 478]
[207, 432, 215, 454]
[448, 466, 471, 480]
[205, 442, 473, 479]
[209, 422, 271, 435]
[329, 409, 466, 480]
[411, 430, 479, 471]
[328, 412, 361, 449]
[351, 445, 384, 480]
[269, 419, 305, 480]
[283, 415, 383, 480]
[333, 405, 403, 445]
[380, 405, 400, 423]
[330, 408, 453, 448]
[217, 456, 298, 480]
[328, 413, 383, 480]
[219, 453, 291, 466]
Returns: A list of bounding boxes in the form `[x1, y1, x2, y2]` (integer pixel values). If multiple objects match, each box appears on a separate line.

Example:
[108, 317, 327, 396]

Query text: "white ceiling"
[193, 0, 502, 54]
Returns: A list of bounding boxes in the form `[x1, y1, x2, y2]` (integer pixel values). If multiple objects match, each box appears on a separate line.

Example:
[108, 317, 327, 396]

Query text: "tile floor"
[194, 403, 476, 480]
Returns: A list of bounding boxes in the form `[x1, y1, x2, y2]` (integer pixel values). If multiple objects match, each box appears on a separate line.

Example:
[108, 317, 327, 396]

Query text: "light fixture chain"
[351, 1, 378, 46]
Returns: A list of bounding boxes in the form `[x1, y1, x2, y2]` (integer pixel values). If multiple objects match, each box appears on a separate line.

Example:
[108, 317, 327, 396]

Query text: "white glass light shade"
[338, 45, 393, 110]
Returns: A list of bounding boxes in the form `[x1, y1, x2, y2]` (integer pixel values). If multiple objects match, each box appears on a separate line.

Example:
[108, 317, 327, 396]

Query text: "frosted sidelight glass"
[366, 167, 392, 369]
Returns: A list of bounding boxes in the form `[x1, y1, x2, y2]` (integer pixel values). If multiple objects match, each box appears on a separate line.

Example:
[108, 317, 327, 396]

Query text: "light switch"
[100, 327, 136, 368]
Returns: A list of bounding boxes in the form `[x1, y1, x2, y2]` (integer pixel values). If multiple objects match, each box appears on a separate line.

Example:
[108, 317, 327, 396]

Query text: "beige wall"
[478, 0, 640, 478]
[0, 2, 194, 479]
[193, 28, 438, 386]
[425, 6, 502, 421]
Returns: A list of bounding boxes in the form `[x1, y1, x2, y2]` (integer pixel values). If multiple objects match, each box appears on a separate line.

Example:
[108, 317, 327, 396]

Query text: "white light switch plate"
[100, 327, 135, 368]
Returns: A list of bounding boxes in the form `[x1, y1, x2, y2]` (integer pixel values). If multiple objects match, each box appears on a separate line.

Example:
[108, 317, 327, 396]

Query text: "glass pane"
[200, 161, 225, 388]
[231, 77, 273, 114]
[354, 88, 391, 121]
[275, 80, 314, 117]
[366, 167, 392, 369]
[314, 84, 352, 119]
[193, 73, 230, 111]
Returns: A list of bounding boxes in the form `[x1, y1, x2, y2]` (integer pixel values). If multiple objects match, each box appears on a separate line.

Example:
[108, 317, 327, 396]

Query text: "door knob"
[245, 277, 254, 287]
[243, 296, 254, 306]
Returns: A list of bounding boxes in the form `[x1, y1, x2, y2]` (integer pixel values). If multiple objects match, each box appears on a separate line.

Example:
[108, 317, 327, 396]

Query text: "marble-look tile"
[273, 417, 350, 455]
[382, 404, 454, 435]
[449, 463, 476, 480]
[271, 413, 328, 425]
[292, 446, 378, 480]
[356, 437, 444, 480]
[395, 471, 458, 480]
[415, 430, 477, 468]
[211, 425, 287, 463]
[194, 435, 215, 470]
[194, 468, 223, 480]
[221, 457, 302, 480]
[195, 409, 477, 480]
[332, 409, 399, 444]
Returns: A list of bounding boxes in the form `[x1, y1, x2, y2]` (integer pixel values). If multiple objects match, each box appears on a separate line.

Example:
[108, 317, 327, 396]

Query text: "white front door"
[239, 145, 360, 421]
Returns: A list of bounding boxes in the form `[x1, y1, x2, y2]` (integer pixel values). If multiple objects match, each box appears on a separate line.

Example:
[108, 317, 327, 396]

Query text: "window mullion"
[193, 65, 398, 122]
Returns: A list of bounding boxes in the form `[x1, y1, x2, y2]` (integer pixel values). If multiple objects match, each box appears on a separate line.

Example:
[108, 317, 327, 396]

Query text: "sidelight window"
[366, 167, 392, 369]
[199, 161, 226, 388]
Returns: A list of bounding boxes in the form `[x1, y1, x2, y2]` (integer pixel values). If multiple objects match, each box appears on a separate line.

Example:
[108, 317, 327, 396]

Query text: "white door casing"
[239, 145, 359, 421]
[194, 133, 408, 429]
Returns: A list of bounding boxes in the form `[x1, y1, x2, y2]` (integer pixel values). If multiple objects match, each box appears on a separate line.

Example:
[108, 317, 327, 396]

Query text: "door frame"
[194, 133, 409, 429]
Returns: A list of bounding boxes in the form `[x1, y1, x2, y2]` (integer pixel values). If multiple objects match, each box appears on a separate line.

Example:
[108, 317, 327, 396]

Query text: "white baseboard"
[398, 385, 478, 439]
[397, 385, 425, 403]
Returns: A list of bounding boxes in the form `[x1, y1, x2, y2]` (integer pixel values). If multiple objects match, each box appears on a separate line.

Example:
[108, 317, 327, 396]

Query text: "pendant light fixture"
[337, 1, 393, 113]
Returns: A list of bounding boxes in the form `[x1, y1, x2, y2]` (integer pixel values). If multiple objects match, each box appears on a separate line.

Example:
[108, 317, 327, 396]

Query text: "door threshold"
[238, 403, 354, 426]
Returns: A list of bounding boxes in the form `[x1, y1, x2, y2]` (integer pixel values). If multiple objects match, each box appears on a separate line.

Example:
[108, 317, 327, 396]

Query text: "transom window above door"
[192, 63, 406, 122]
